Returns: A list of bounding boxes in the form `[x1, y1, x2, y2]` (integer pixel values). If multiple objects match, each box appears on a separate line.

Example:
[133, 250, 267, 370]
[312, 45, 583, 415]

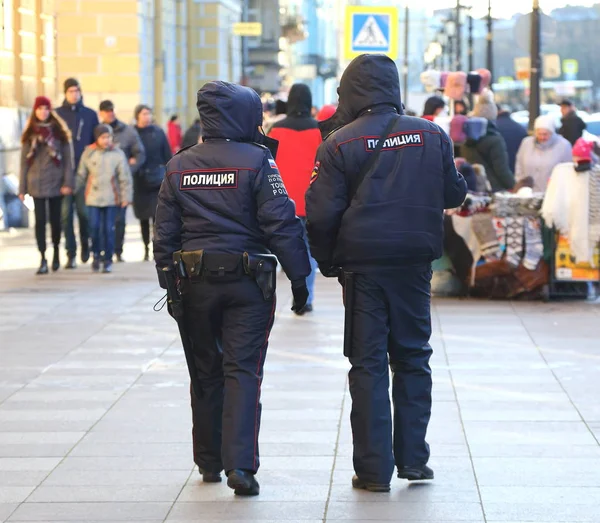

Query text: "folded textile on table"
[491, 191, 545, 217]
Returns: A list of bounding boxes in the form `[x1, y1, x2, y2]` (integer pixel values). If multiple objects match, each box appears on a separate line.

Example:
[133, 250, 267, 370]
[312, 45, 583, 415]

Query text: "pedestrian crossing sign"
[345, 6, 398, 60]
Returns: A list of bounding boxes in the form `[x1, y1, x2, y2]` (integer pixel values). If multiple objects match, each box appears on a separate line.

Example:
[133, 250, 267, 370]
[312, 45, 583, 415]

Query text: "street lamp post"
[468, 8, 474, 72]
[456, 1, 462, 72]
[486, 0, 493, 78]
[529, 0, 542, 131]
[404, 5, 410, 108]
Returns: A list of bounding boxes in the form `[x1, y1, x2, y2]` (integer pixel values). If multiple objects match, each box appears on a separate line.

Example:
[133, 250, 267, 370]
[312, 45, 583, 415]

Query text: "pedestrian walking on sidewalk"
[56, 78, 99, 269]
[154, 81, 310, 496]
[133, 104, 172, 261]
[167, 115, 183, 154]
[19, 96, 74, 275]
[306, 54, 467, 492]
[76, 125, 132, 273]
[98, 100, 145, 263]
[268, 84, 322, 313]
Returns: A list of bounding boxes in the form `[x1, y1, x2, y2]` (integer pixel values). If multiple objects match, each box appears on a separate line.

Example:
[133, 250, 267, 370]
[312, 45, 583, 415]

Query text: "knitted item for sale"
[473, 164, 492, 193]
[505, 217, 525, 267]
[450, 115, 468, 144]
[472, 213, 502, 260]
[464, 117, 488, 141]
[493, 217, 507, 252]
[444, 71, 467, 100]
[420, 70, 442, 93]
[523, 217, 544, 270]
[491, 192, 545, 217]
[440, 71, 449, 89]
[589, 169, 600, 268]
[467, 72, 482, 94]
[477, 68, 492, 90]
[455, 193, 493, 217]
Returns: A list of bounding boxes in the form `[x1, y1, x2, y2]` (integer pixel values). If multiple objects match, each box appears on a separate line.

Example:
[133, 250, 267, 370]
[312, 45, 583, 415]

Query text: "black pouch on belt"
[243, 253, 278, 300]
[202, 252, 244, 282]
[180, 250, 204, 279]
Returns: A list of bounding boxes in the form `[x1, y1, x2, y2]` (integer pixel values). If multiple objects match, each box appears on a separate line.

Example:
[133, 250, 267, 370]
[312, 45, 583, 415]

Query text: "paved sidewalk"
[1, 231, 600, 522]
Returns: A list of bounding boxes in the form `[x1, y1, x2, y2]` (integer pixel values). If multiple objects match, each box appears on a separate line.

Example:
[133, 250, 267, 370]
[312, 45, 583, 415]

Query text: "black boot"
[81, 243, 90, 264]
[65, 255, 76, 269]
[36, 256, 49, 275]
[352, 475, 391, 492]
[227, 469, 259, 496]
[199, 468, 222, 483]
[397, 464, 434, 481]
[92, 257, 101, 273]
[144, 245, 150, 262]
[52, 249, 60, 272]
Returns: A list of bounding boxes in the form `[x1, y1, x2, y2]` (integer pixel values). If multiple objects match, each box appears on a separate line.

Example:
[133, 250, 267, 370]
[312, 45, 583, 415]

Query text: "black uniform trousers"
[181, 276, 276, 474]
[346, 265, 433, 485]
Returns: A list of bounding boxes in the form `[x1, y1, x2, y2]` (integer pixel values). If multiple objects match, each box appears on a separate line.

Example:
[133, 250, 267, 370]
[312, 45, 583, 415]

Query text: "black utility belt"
[173, 250, 277, 299]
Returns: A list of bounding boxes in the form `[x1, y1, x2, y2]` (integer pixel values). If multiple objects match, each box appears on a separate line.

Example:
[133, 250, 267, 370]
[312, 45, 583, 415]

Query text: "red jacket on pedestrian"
[268, 84, 322, 217]
[167, 120, 182, 154]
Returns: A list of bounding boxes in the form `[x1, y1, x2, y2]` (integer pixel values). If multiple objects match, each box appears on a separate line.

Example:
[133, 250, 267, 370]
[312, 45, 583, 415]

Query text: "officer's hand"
[291, 280, 309, 313]
[318, 263, 341, 278]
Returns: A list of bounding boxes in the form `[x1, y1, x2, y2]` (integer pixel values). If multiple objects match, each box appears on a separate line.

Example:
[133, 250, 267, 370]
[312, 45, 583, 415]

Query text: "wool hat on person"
[477, 68, 492, 89]
[99, 100, 115, 112]
[33, 96, 52, 111]
[572, 138, 595, 160]
[472, 89, 498, 121]
[316, 104, 337, 122]
[94, 124, 113, 141]
[534, 115, 556, 132]
[444, 71, 467, 100]
[134, 104, 151, 121]
[467, 72, 482, 94]
[420, 70, 441, 93]
[63, 78, 80, 93]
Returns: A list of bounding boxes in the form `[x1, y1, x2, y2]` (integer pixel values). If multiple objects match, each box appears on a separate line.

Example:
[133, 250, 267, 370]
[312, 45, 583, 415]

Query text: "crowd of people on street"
[15, 78, 200, 274]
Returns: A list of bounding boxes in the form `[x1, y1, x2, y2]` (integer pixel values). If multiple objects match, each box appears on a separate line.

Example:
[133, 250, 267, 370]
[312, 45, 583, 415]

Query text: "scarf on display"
[26, 123, 62, 167]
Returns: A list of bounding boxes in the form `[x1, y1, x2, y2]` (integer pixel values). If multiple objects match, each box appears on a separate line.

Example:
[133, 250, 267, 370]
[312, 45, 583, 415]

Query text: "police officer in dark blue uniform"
[154, 81, 311, 496]
[305, 55, 467, 492]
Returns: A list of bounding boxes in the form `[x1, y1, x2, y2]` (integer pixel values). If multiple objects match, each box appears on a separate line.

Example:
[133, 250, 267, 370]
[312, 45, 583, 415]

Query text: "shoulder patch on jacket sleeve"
[310, 161, 321, 185]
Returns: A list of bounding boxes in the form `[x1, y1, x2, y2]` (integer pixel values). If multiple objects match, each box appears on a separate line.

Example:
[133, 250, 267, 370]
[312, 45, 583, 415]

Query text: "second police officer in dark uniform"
[306, 54, 467, 492]
[154, 81, 311, 496]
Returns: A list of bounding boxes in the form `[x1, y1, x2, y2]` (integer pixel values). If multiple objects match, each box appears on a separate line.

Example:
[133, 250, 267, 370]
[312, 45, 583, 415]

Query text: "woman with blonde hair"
[19, 96, 74, 274]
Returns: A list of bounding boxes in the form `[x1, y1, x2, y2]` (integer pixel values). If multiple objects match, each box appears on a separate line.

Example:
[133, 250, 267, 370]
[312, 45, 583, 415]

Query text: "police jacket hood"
[319, 54, 403, 139]
[287, 83, 312, 117]
[197, 81, 263, 142]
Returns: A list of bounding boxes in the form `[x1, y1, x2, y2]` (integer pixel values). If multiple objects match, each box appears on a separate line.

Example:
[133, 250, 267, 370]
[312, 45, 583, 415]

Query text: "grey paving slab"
[7, 502, 171, 521]
[479, 486, 600, 505]
[473, 457, 600, 486]
[40, 469, 192, 487]
[178, 483, 328, 502]
[484, 503, 600, 521]
[325, 501, 484, 520]
[0, 488, 35, 504]
[27, 486, 183, 503]
[0, 505, 17, 523]
[167, 501, 326, 520]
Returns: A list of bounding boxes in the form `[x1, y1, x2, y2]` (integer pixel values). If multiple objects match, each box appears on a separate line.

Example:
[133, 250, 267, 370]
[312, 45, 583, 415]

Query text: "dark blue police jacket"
[305, 55, 467, 271]
[153, 81, 310, 283]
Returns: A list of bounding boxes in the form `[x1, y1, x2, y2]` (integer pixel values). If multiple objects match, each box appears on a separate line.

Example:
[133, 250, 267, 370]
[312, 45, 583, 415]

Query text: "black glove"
[291, 280, 309, 313]
[318, 263, 341, 278]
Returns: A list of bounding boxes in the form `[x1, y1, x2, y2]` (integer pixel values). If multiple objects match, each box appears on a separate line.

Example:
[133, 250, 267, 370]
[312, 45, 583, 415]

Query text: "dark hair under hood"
[286, 83, 312, 117]
[318, 54, 404, 139]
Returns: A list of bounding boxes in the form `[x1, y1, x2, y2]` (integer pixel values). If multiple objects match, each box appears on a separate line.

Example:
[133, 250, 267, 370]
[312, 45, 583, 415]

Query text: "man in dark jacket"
[459, 92, 514, 191]
[154, 81, 310, 496]
[181, 118, 202, 149]
[559, 99, 586, 145]
[495, 106, 528, 173]
[56, 78, 99, 268]
[268, 84, 322, 313]
[305, 54, 467, 492]
[99, 100, 146, 262]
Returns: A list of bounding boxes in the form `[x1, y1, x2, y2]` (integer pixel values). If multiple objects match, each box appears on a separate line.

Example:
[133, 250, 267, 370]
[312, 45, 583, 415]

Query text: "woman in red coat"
[167, 115, 183, 154]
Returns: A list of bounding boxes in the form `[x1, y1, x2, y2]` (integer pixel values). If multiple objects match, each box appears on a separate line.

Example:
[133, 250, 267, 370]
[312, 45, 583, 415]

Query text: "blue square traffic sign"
[351, 13, 391, 53]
